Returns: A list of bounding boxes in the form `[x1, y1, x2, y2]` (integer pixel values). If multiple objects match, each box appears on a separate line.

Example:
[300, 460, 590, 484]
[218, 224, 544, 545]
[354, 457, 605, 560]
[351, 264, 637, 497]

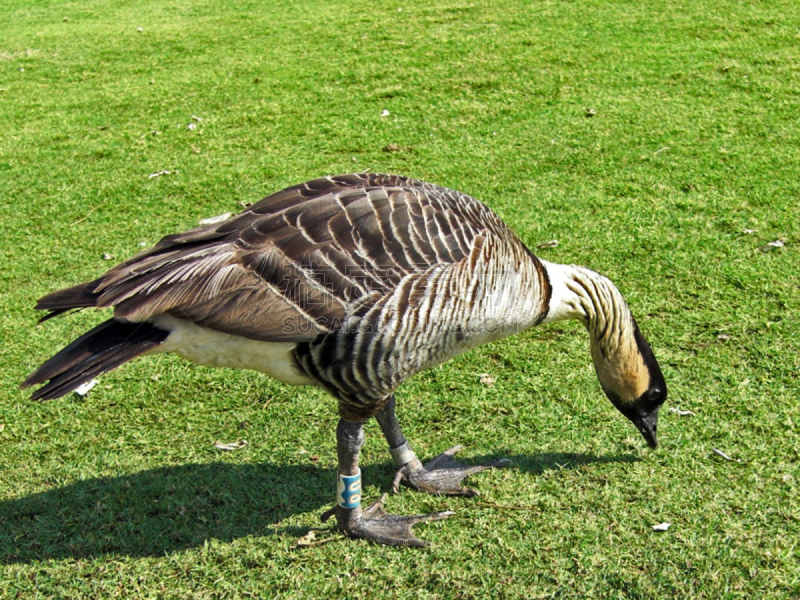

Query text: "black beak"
[634, 409, 659, 449]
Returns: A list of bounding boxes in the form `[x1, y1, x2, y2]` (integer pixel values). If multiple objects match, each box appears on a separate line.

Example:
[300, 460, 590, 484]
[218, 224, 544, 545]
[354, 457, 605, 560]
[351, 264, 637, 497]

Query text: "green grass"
[2, 0, 799, 597]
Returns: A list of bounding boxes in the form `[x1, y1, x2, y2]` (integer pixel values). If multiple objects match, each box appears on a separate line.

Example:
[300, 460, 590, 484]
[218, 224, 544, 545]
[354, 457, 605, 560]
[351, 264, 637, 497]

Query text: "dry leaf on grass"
[214, 439, 248, 451]
[480, 373, 496, 386]
[295, 530, 335, 548]
[296, 531, 316, 546]
[758, 239, 785, 253]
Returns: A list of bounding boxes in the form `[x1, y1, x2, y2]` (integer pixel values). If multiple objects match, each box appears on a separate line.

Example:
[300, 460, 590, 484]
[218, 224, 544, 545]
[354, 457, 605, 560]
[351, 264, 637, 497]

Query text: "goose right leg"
[321, 418, 453, 547]
[375, 395, 511, 497]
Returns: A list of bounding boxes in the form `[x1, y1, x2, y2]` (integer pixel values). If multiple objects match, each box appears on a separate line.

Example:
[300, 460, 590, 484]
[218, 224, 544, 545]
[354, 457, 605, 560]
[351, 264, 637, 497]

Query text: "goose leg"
[321, 418, 453, 547]
[375, 395, 511, 497]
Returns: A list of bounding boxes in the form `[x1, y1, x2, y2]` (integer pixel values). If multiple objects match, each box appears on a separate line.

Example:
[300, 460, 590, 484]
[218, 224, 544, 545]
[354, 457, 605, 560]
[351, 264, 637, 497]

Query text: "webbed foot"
[392, 445, 511, 497]
[321, 494, 453, 547]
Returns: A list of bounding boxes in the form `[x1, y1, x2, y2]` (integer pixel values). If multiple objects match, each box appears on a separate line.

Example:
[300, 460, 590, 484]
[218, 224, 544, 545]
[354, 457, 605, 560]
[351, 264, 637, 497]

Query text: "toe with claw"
[322, 494, 454, 547]
[392, 445, 511, 497]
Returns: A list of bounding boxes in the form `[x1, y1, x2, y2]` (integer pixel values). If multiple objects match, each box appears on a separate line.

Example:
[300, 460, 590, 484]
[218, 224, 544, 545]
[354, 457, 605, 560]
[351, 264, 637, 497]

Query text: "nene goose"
[22, 173, 667, 547]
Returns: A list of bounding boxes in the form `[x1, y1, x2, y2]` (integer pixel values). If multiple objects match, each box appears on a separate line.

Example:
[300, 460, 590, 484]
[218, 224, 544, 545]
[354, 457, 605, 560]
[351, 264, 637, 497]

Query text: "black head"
[593, 319, 667, 448]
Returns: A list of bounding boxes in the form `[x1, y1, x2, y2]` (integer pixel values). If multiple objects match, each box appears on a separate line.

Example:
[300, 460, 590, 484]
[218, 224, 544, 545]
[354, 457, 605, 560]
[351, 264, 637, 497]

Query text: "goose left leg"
[375, 395, 511, 497]
[321, 418, 453, 547]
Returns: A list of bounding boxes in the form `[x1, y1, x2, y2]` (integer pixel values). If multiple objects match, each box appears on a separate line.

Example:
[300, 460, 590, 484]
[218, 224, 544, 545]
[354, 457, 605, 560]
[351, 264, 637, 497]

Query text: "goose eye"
[647, 387, 665, 405]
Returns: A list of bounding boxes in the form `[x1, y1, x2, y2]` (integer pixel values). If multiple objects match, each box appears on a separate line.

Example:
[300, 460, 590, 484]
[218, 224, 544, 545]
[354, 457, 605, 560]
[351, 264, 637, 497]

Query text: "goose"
[22, 173, 667, 547]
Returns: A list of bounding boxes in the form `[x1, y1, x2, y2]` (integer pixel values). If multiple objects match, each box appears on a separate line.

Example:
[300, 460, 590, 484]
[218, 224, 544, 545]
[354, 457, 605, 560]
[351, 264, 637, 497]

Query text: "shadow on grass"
[0, 452, 636, 563]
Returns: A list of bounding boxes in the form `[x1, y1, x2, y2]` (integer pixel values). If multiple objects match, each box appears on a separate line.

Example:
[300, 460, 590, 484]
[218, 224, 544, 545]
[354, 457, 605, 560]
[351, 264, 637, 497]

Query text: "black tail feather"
[21, 319, 169, 400]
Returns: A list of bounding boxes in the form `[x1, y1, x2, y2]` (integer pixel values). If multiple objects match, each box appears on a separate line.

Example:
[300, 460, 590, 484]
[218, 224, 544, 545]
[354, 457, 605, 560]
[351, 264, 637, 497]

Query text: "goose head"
[590, 318, 667, 448]
[540, 261, 668, 448]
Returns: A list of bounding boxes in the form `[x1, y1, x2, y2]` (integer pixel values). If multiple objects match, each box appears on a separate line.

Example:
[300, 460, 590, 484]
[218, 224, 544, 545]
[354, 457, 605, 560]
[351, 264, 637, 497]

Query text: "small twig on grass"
[69, 203, 106, 227]
[295, 537, 337, 549]
[477, 501, 537, 511]
[712, 447, 742, 463]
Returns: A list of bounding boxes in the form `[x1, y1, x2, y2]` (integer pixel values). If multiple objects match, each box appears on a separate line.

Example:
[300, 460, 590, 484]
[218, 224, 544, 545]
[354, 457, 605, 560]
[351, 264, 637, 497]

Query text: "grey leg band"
[389, 441, 417, 467]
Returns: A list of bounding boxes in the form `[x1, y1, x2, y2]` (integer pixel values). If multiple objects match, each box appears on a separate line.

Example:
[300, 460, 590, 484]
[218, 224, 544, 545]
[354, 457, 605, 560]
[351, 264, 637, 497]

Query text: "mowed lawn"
[1, 0, 799, 597]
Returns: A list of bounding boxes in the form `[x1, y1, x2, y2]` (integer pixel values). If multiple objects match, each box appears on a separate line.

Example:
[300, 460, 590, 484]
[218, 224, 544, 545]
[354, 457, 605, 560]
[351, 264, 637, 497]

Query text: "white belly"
[147, 315, 313, 386]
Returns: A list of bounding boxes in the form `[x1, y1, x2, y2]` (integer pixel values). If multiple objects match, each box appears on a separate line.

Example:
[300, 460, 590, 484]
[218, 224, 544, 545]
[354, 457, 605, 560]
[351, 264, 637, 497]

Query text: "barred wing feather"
[37, 174, 511, 343]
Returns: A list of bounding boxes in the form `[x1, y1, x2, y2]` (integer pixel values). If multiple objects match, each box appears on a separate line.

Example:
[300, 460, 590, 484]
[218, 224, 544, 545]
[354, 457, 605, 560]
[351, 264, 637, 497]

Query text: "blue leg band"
[337, 469, 362, 509]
